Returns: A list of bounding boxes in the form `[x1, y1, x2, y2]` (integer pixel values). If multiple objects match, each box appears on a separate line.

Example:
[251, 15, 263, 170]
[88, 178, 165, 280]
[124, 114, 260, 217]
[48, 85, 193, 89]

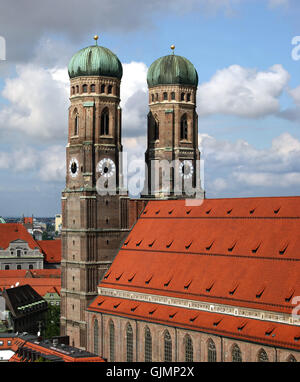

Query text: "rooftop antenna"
[171, 44, 175, 55]
[94, 35, 99, 46]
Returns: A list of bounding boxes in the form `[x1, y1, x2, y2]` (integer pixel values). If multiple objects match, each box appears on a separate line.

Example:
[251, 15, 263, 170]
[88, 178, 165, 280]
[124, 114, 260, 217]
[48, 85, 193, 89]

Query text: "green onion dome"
[68, 45, 123, 79]
[147, 54, 198, 87]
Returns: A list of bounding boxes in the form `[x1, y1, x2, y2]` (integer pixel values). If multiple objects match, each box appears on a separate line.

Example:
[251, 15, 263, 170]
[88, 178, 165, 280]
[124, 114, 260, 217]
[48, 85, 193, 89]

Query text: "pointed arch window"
[144, 326, 152, 362]
[232, 344, 242, 362]
[126, 323, 133, 362]
[180, 114, 188, 140]
[109, 320, 115, 362]
[164, 330, 172, 362]
[93, 319, 99, 355]
[101, 108, 109, 135]
[154, 117, 159, 141]
[82, 84, 88, 93]
[163, 92, 168, 101]
[208, 339, 216, 362]
[73, 110, 79, 136]
[258, 348, 269, 362]
[184, 334, 193, 362]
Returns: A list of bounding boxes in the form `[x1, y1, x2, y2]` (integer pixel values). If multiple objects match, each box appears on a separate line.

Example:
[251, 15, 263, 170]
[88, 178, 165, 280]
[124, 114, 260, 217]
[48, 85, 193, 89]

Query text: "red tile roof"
[0, 277, 61, 297]
[0, 223, 39, 250]
[90, 197, 300, 349]
[23, 217, 33, 225]
[37, 240, 61, 263]
[0, 269, 60, 279]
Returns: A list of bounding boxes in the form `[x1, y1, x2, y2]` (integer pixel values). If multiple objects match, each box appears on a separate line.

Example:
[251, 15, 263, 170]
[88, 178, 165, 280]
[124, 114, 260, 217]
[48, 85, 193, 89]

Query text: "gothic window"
[180, 114, 188, 140]
[82, 84, 88, 93]
[100, 108, 109, 135]
[171, 92, 175, 100]
[101, 84, 105, 93]
[258, 348, 269, 362]
[208, 339, 217, 362]
[187, 93, 191, 102]
[181, 92, 185, 101]
[154, 117, 159, 141]
[109, 320, 115, 362]
[287, 354, 297, 362]
[184, 334, 193, 362]
[164, 330, 172, 362]
[108, 85, 112, 94]
[163, 92, 168, 101]
[144, 326, 152, 362]
[126, 323, 133, 362]
[91, 84, 95, 92]
[74, 114, 79, 136]
[93, 319, 99, 355]
[232, 344, 242, 362]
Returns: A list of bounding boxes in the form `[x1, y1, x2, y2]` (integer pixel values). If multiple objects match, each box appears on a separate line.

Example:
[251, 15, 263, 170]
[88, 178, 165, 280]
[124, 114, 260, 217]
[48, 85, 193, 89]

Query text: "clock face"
[69, 158, 79, 178]
[97, 158, 116, 178]
[179, 160, 194, 179]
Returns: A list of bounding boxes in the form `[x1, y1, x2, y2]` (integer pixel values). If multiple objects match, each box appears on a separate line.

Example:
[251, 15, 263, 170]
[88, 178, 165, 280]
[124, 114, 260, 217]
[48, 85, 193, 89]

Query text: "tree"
[42, 304, 60, 339]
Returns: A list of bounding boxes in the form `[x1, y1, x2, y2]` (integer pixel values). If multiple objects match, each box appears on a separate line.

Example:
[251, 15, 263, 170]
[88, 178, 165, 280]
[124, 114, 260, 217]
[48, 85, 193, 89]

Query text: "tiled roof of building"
[37, 240, 61, 263]
[89, 196, 300, 350]
[9, 334, 105, 362]
[0, 223, 39, 250]
[0, 277, 61, 298]
[0, 269, 60, 279]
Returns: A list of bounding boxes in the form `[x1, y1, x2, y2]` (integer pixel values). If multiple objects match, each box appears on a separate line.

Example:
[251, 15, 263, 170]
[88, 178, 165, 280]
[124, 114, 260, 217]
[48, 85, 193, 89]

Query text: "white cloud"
[197, 64, 290, 118]
[268, 0, 289, 8]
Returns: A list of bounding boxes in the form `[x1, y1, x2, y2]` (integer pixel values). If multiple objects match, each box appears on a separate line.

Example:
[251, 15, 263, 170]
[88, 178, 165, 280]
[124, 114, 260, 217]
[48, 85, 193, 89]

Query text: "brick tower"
[60, 37, 131, 348]
[143, 46, 204, 199]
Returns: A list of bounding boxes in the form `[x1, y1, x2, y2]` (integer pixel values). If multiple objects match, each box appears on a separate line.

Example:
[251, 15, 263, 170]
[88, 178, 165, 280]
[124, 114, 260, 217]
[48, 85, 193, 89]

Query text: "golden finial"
[94, 35, 99, 45]
[171, 45, 175, 54]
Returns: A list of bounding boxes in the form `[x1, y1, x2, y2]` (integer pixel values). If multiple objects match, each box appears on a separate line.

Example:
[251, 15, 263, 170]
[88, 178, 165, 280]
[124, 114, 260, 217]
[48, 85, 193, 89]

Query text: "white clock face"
[69, 158, 79, 178]
[179, 160, 194, 179]
[97, 158, 116, 178]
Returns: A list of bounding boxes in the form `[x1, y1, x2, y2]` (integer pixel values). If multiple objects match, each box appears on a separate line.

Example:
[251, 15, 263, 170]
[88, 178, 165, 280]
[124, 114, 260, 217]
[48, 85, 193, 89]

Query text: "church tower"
[142, 46, 204, 199]
[60, 37, 130, 349]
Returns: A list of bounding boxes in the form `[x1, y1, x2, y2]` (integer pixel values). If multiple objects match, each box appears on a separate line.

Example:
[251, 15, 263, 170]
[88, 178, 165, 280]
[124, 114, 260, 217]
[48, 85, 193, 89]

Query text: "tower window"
[101, 108, 109, 135]
[181, 92, 185, 101]
[76, 85, 79, 93]
[154, 118, 159, 141]
[74, 114, 79, 136]
[108, 85, 112, 94]
[151, 94, 154, 102]
[101, 84, 105, 93]
[155, 93, 158, 101]
[91, 84, 95, 92]
[187, 93, 191, 102]
[163, 92, 168, 101]
[171, 92, 175, 100]
[71, 86, 75, 95]
[82, 84, 88, 93]
[180, 114, 188, 140]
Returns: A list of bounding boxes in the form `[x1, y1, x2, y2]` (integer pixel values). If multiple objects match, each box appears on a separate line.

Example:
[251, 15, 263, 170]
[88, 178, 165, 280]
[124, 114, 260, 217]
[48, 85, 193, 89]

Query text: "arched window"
[109, 320, 115, 362]
[181, 92, 185, 101]
[93, 319, 99, 355]
[154, 117, 159, 141]
[126, 323, 133, 362]
[184, 334, 193, 362]
[108, 85, 112, 94]
[151, 94, 154, 102]
[287, 354, 297, 362]
[91, 84, 95, 92]
[71, 86, 75, 95]
[163, 92, 168, 101]
[144, 326, 152, 362]
[232, 344, 242, 362]
[207, 339, 217, 362]
[180, 114, 188, 140]
[171, 92, 175, 100]
[155, 93, 158, 101]
[101, 84, 105, 93]
[100, 108, 109, 135]
[74, 112, 79, 136]
[164, 331, 172, 362]
[257, 348, 269, 362]
[76, 85, 79, 93]
[82, 84, 88, 93]
[187, 93, 191, 102]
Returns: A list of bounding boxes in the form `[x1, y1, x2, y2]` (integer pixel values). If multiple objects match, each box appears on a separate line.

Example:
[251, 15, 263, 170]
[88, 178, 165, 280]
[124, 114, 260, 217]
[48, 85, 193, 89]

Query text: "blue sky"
[0, 0, 299, 216]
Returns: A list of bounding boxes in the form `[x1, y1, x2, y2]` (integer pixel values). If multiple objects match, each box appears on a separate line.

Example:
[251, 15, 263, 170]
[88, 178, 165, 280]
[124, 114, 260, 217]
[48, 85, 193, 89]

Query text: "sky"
[0, 0, 300, 216]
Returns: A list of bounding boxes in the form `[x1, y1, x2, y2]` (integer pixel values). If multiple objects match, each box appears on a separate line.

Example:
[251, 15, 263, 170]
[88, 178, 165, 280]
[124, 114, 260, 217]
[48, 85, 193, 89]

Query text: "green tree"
[42, 304, 60, 339]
